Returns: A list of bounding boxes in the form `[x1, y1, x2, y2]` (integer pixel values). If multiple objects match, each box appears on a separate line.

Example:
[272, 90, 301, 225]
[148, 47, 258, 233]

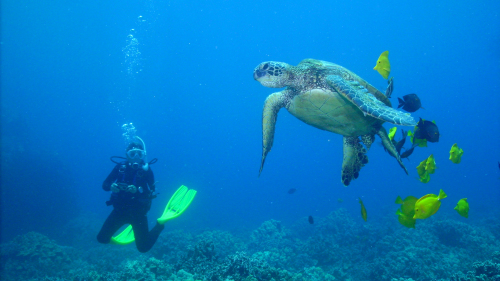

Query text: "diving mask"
[127, 148, 145, 160]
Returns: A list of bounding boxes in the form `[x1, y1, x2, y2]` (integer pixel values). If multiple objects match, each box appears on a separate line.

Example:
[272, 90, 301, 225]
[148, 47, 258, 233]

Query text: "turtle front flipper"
[341, 136, 368, 186]
[326, 75, 416, 126]
[377, 126, 408, 175]
[260, 91, 287, 176]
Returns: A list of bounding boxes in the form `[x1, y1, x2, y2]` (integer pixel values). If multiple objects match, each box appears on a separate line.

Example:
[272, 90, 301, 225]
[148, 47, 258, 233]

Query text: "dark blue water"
[2, 0, 499, 246]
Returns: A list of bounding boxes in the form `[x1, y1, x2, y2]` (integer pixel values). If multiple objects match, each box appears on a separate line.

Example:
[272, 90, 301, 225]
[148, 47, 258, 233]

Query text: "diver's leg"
[131, 213, 164, 253]
[97, 209, 128, 244]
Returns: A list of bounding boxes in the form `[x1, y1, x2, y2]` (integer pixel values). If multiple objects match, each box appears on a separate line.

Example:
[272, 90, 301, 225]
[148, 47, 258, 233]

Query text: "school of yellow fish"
[353, 53, 469, 226]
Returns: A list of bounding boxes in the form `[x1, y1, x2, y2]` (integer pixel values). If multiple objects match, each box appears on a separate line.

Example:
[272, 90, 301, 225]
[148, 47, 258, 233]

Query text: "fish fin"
[438, 189, 447, 200]
[395, 196, 404, 204]
[397, 98, 405, 108]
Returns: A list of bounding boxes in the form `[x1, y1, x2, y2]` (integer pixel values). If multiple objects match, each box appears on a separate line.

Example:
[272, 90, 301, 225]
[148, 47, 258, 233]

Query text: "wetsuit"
[97, 162, 163, 252]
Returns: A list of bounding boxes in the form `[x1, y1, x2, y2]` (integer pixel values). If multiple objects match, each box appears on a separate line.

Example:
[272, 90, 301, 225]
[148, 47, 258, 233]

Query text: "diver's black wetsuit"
[97, 163, 163, 253]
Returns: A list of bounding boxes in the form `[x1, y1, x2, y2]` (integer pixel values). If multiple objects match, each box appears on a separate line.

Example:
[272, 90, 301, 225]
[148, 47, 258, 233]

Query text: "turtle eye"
[262, 63, 269, 70]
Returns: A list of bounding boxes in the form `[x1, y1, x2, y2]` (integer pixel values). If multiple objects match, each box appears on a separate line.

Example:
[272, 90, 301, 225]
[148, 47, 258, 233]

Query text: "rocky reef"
[1, 209, 499, 281]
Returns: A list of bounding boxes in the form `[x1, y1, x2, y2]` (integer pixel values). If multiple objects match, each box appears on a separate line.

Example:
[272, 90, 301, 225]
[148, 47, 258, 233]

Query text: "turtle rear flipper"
[326, 75, 416, 126]
[377, 126, 408, 175]
[341, 136, 368, 186]
[260, 91, 287, 176]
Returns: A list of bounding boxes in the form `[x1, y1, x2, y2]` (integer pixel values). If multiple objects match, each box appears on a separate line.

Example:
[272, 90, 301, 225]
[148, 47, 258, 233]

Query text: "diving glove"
[111, 183, 120, 193]
[111, 183, 137, 193]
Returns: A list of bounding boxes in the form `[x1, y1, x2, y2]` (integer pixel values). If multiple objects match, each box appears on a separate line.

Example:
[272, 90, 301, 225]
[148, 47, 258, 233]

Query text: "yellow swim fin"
[158, 185, 197, 224]
[110, 185, 197, 245]
[110, 225, 135, 245]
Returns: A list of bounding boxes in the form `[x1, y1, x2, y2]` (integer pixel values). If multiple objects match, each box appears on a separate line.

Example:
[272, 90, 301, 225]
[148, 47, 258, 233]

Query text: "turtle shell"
[286, 59, 390, 137]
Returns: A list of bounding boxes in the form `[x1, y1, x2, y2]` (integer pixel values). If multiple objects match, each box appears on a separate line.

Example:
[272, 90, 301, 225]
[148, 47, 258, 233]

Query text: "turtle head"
[253, 61, 292, 88]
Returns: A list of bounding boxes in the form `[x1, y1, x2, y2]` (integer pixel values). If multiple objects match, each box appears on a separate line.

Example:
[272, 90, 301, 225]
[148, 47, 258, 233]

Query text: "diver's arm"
[102, 165, 120, 191]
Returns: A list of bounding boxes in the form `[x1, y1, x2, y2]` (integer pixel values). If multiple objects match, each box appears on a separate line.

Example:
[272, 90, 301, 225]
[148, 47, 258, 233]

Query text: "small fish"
[373, 51, 391, 79]
[397, 94, 423, 113]
[414, 118, 440, 143]
[359, 198, 367, 222]
[337, 198, 343, 203]
[288, 188, 297, 194]
[395, 195, 418, 216]
[416, 154, 436, 183]
[308, 216, 314, 224]
[388, 127, 397, 143]
[413, 189, 447, 220]
[408, 130, 427, 148]
[418, 172, 431, 183]
[454, 198, 469, 218]
[396, 209, 416, 228]
[394, 130, 407, 155]
[416, 158, 427, 178]
[449, 143, 464, 164]
[400, 146, 415, 160]
[425, 154, 437, 174]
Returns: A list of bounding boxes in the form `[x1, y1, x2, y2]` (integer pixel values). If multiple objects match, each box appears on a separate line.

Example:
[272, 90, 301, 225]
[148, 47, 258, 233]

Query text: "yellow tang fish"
[373, 51, 391, 79]
[416, 159, 428, 178]
[388, 127, 397, 142]
[396, 209, 416, 228]
[425, 154, 437, 174]
[414, 189, 447, 219]
[359, 198, 367, 221]
[449, 143, 464, 164]
[416, 155, 436, 183]
[418, 172, 431, 183]
[454, 198, 469, 218]
[395, 195, 418, 216]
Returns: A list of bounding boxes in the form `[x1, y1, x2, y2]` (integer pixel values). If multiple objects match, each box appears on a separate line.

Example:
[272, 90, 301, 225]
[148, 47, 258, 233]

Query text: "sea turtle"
[253, 59, 416, 186]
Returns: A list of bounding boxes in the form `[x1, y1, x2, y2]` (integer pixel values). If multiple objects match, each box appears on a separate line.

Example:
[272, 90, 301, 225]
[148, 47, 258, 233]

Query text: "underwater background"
[1, 0, 500, 280]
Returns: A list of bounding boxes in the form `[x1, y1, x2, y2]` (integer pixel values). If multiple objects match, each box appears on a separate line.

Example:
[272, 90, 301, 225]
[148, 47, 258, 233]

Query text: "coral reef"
[150, 229, 195, 262]
[450, 259, 500, 281]
[0, 232, 73, 280]
[248, 219, 314, 271]
[2, 209, 500, 281]
[192, 230, 247, 259]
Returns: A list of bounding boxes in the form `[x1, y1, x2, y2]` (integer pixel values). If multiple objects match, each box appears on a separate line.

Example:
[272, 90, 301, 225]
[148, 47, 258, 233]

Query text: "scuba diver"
[97, 124, 196, 252]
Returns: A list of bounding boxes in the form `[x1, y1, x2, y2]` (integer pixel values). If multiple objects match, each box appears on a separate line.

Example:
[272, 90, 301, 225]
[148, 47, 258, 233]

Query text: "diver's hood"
[126, 136, 149, 171]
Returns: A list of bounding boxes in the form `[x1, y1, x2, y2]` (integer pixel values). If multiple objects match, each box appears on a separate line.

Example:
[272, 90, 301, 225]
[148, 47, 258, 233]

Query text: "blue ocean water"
[1, 0, 500, 279]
